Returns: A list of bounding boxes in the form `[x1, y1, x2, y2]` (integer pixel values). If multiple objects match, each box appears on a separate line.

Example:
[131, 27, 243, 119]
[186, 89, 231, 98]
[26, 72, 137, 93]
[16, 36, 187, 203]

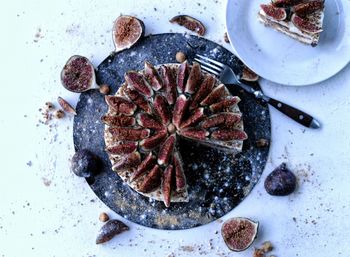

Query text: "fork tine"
[194, 58, 222, 73]
[195, 54, 226, 68]
[200, 65, 220, 76]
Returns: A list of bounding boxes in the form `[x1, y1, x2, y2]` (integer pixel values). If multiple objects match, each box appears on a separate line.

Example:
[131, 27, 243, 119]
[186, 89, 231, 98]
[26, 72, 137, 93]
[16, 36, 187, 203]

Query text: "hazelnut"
[53, 109, 65, 119]
[253, 248, 265, 257]
[175, 51, 186, 63]
[224, 32, 230, 43]
[99, 212, 109, 222]
[99, 84, 110, 95]
[256, 138, 269, 148]
[45, 102, 54, 110]
[261, 241, 273, 253]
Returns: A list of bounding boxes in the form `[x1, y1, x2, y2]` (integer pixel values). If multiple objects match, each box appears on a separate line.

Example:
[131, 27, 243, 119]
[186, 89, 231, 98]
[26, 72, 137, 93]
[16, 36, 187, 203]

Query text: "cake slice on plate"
[258, 0, 325, 46]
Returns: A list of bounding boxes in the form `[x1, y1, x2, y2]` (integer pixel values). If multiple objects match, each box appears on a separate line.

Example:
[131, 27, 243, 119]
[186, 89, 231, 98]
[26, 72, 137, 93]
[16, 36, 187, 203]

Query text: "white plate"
[226, 0, 350, 86]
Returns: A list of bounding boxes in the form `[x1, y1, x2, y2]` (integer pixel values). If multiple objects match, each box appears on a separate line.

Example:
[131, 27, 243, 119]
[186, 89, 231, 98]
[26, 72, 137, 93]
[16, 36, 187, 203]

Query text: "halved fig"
[211, 129, 248, 141]
[158, 134, 176, 166]
[109, 127, 150, 141]
[291, 14, 323, 34]
[153, 95, 171, 124]
[61, 55, 96, 93]
[131, 152, 156, 181]
[162, 165, 174, 207]
[190, 75, 216, 110]
[172, 94, 190, 129]
[101, 114, 136, 127]
[161, 65, 177, 105]
[209, 97, 241, 113]
[200, 84, 226, 106]
[57, 96, 77, 115]
[173, 152, 186, 192]
[201, 113, 241, 129]
[241, 67, 259, 82]
[138, 165, 162, 193]
[180, 128, 209, 140]
[125, 71, 153, 97]
[136, 113, 163, 130]
[105, 96, 137, 116]
[271, 0, 302, 7]
[260, 4, 287, 21]
[177, 61, 190, 93]
[185, 62, 202, 94]
[292, 1, 324, 17]
[112, 152, 141, 170]
[140, 129, 167, 150]
[180, 108, 205, 129]
[169, 15, 206, 36]
[144, 61, 163, 91]
[221, 217, 259, 252]
[124, 87, 152, 114]
[112, 15, 145, 52]
[106, 142, 138, 155]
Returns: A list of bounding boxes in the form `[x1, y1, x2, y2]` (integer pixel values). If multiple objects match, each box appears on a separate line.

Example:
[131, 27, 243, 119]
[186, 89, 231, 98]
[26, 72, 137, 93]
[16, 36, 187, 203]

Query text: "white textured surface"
[0, 0, 349, 257]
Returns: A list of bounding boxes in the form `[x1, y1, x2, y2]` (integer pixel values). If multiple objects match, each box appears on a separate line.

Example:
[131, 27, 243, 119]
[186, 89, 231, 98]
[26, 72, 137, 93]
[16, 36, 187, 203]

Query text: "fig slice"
[138, 165, 162, 193]
[200, 84, 226, 106]
[124, 87, 152, 114]
[190, 75, 216, 110]
[209, 97, 241, 113]
[169, 15, 206, 36]
[173, 152, 186, 193]
[260, 4, 287, 21]
[101, 114, 136, 127]
[125, 71, 153, 97]
[176, 61, 190, 93]
[106, 142, 138, 155]
[162, 165, 174, 207]
[292, 1, 324, 17]
[211, 129, 248, 141]
[131, 152, 156, 182]
[201, 113, 241, 129]
[221, 217, 259, 252]
[144, 61, 163, 91]
[153, 95, 171, 124]
[57, 96, 77, 115]
[161, 65, 177, 105]
[241, 67, 259, 82]
[172, 94, 190, 129]
[136, 113, 163, 130]
[180, 128, 209, 140]
[105, 95, 137, 116]
[109, 127, 150, 141]
[96, 219, 129, 244]
[180, 107, 205, 129]
[185, 62, 202, 94]
[61, 55, 96, 93]
[271, 0, 302, 7]
[140, 129, 167, 151]
[291, 14, 323, 34]
[158, 134, 176, 166]
[112, 151, 141, 170]
[112, 15, 145, 53]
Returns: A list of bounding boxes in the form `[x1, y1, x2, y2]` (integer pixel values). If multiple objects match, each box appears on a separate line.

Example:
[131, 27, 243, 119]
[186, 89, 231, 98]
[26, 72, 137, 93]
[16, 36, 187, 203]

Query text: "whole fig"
[71, 149, 100, 177]
[264, 163, 296, 196]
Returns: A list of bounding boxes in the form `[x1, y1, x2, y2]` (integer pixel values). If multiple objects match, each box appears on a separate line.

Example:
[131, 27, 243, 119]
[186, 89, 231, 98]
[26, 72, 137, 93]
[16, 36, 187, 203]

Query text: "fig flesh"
[260, 4, 287, 21]
[241, 66, 259, 82]
[162, 165, 174, 207]
[292, 1, 324, 17]
[112, 15, 145, 52]
[131, 152, 156, 181]
[272, 0, 302, 7]
[264, 163, 296, 196]
[138, 165, 162, 193]
[291, 14, 323, 34]
[221, 217, 259, 252]
[170, 15, 206, 36]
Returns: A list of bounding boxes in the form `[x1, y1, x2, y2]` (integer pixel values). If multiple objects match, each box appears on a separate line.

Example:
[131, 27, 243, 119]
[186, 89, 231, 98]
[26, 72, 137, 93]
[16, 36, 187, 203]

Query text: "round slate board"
[73, 33, 271, 230]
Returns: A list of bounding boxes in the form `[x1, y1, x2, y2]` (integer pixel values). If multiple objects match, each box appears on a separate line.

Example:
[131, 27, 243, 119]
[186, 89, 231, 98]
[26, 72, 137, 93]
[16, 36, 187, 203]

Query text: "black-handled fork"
[194, 54, 321, 129]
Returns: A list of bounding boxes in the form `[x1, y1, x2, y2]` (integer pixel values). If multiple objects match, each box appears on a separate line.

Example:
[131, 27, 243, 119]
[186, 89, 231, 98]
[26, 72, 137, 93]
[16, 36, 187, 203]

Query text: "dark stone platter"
[73, 33, 271, 230]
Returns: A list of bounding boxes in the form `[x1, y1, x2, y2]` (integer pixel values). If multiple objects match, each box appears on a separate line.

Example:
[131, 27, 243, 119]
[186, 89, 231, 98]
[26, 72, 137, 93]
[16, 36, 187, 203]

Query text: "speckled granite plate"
[73, 33, 271, 230]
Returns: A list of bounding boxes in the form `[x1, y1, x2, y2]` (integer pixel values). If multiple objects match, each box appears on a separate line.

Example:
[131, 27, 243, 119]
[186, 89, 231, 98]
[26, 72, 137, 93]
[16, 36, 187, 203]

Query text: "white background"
[0, 0, 349, 257]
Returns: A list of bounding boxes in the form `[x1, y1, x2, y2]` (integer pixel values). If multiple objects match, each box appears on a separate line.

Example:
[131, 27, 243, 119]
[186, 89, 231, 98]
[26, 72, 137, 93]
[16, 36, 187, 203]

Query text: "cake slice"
[258, 0, 325, 46]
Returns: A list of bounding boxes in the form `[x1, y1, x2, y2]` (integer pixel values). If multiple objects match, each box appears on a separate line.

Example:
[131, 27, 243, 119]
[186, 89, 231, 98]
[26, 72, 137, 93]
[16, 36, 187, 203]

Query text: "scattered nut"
[224, 32, 230, 43]
[57, 96, 77, 115]
[253, 248, 265, 257]
[53, 109, 65, 119]
[99, 84, 110, 95]
[45, 102, 54, 110]
[175, 51, 187, 63]
[261, 241, 273, 253]
[99, 212, 110, 222]
[256, 138, 269, 148]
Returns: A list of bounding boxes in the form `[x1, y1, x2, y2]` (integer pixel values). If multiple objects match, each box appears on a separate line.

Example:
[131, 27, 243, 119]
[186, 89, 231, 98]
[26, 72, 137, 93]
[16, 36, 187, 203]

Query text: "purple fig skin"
[96, 219, 129, 244]
[177, 61, 190, 93]
[157, 134, 176, 166]
[57, 96, 77, 115]
[71, 149, 100, 177]
[201, 113, 241, 129]
[106, 142, 138, 155]
[109, 127, 150, 141]
[190, 75, 216, 110]
[172, 94, 190, 129]
[101, 115, 136, 127]
[136, 113, 163, 130]
[105, 96, 137, 116]
[138, 165, 162, 193]
[260, 4, 287, 21]
[162, 165, 174, 207]
[131, 152, 156, 181]
[140, 129, 167, 150]
[173, 152, 186, 192]
[221, 217, 259, 252]
[124, 87, 152, 114]
[209, 97, 240, 113]
[125, 71, 153, 97]
[264, 163, 297, 196]
[144, 61, 163, 91]
[161, 65, 177, 105]
[180, 108, 205, 129]
[153, 95, 171, 124]
[112, 152, 141, 170]
[185, 62, 202, 94]
[211, 129, 248, 141]
[170, 15, 206, 36]
[200, 84, 226, 106]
